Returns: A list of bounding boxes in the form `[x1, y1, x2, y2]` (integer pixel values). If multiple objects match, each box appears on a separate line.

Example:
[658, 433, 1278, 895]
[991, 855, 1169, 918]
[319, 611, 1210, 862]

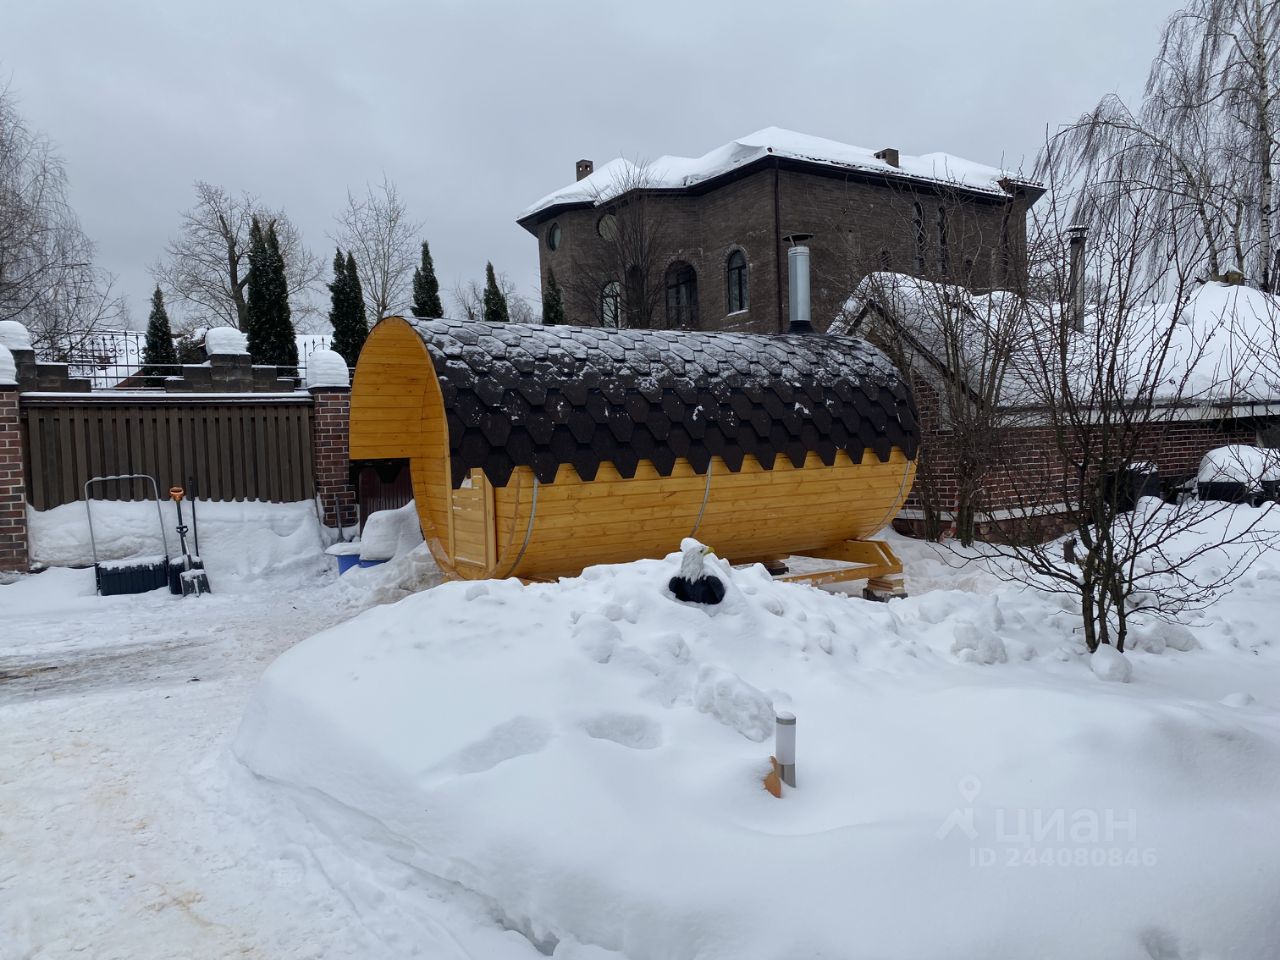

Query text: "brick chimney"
[874, 147, 900, 168]
[576, 159, 594, 181]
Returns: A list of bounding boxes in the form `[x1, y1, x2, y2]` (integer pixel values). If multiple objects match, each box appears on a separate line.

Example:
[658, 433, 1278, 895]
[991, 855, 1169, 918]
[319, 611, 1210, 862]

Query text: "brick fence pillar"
[0, 380, 28, 573]
[310, 385, 356, 530]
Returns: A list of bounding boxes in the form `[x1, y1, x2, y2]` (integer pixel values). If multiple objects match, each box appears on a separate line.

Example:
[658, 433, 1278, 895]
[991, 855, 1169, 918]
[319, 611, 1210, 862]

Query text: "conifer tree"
[411, 240, 443, 318]
[329, 249, 368, 366]
[542, 269, 566, 326]
[243, 217, 266, 357]
[482, 261, 509, 324]
[142, 286, 177, 374]
[246, 217, 299, 367]
[346, 250, 366, 327]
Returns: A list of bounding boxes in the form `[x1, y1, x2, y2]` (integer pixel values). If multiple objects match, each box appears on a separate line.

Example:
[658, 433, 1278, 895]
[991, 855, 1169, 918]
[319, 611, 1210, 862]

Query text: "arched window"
[665, 261, 699, 328]
[547, 222, 561, 252]
[726, 250, 748, 313]
[937, 206, 950, 276]
[600, 281, 621, 329]
[912, 202, 926, 273]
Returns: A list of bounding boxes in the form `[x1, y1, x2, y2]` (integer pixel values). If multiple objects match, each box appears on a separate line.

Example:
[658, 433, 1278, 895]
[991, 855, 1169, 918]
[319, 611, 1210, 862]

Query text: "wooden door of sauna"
[449, 467, 496, 572]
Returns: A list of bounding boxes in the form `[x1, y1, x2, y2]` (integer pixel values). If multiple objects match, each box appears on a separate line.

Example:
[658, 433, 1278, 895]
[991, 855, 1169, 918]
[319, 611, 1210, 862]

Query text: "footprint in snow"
[450, 716, 553, 774]
[580, 713, 663, 750]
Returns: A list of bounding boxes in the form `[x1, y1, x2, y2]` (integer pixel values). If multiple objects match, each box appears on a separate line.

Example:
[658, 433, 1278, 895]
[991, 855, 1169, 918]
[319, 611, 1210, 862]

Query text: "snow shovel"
[169, 486, 211, 596]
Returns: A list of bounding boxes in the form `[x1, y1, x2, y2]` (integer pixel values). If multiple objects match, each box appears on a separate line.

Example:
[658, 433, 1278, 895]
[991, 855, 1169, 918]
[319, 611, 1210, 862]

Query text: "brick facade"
[897, 379, 1259, 539]
[0, 388, 28, 572]
[310, 385, 356, 529]
[527, 161, 1031, 335]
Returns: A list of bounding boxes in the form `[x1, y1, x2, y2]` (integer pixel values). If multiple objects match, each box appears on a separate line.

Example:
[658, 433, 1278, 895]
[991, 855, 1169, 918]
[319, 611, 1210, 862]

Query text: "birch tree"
[1048, 0, 1280, 286]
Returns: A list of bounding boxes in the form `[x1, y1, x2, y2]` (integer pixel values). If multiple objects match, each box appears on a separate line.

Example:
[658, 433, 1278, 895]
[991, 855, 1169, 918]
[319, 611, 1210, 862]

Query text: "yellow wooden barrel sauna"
[349, 317, 919, 584]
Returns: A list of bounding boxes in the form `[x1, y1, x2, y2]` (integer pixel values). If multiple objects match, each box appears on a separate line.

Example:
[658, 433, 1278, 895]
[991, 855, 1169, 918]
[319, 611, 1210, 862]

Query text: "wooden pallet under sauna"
[349, 317, 919, 592]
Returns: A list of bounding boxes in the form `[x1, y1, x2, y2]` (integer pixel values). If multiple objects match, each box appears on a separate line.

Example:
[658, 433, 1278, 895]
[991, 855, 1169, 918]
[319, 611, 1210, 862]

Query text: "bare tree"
[452, 269, 533, 324]
[1048, 0, 1280, 287]
[565, 159, 672, 328]
[843, 271, 1031, 545]
[0, 84, 124, 353]
[832, 182, 1033, 544]
[977, 166, 1277, 652]
[331, 176, 421, 322]
[153, 181, 322, 332]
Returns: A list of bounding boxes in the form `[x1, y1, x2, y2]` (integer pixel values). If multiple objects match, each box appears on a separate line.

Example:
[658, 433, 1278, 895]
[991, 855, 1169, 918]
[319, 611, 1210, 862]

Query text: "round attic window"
[547, 222, 561, 251]
[597, 213, 617, 241]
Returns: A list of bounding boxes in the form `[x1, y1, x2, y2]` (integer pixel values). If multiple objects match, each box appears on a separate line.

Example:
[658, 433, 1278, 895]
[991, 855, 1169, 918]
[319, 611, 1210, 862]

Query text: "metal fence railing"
[38, 330, 341, 390]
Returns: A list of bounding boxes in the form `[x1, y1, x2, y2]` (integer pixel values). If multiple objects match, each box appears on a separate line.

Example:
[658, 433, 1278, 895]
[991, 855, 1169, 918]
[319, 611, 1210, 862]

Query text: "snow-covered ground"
[0, 502, 529, 959]
[7, 499, 1280, 958]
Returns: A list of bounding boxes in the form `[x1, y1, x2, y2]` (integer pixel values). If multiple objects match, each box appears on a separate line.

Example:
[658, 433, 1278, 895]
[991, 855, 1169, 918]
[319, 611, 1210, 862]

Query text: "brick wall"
[311, 385, 355, 529]
[899, 381, 1258, 538]
[0, 388, 28, 572]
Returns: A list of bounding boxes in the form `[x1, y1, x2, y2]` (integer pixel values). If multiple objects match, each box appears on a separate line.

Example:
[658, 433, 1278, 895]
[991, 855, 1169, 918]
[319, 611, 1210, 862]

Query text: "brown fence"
[20, 394, 315, 509]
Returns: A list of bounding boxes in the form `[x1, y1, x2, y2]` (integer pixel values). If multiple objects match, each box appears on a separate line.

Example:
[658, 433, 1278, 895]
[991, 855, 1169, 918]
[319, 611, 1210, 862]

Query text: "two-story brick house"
[518, 127, 1043, 332]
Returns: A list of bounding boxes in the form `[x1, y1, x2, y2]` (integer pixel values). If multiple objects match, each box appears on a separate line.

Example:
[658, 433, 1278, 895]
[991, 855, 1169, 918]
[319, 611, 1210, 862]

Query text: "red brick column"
[0, 386, 28, 572]
[310, 385, 355, 530]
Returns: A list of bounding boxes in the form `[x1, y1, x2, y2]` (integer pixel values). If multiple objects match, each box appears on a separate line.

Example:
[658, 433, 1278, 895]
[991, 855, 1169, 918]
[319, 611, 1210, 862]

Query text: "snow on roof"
[846, 274, 1280, 409]
[0, 320, 32, 352]
[0, 345, 16, 386]
[304, 348, 350, 389]
[520, 127, 1035, 221]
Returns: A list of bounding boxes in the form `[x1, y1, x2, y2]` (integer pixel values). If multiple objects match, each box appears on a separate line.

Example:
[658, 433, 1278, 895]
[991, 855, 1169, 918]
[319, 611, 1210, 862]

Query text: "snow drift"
[235, 526, 1280, 959]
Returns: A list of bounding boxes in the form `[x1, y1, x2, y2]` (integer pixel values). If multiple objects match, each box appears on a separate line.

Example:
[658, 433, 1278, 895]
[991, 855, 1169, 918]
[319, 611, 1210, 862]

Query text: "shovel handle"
[169, 486, 185, 502]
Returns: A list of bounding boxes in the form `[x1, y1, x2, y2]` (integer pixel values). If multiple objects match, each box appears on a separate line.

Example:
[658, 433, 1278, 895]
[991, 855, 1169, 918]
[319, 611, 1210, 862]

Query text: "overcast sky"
[6, 0, 1177, 330]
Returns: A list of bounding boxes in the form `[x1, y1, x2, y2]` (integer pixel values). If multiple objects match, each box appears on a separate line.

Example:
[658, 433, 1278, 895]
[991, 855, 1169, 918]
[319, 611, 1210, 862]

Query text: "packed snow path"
[0, 561, 541, 959]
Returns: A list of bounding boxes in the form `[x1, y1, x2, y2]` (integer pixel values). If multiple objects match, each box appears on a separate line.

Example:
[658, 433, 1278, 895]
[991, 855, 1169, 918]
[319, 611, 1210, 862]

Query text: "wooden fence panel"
[19, 396, 316, 510]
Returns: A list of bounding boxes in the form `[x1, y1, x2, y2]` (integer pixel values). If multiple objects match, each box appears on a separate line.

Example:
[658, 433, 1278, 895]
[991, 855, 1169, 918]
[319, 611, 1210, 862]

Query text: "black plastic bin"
[1197, 480, 1250, 503]
[1107, 465, 1161, 512]
[96, 557, 172, 596]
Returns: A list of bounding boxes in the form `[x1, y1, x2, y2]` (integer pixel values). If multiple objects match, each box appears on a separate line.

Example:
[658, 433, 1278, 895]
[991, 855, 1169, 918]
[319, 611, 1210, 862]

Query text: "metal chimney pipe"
[787, 245, 814, 334]
[1067, 224, 1088, 332]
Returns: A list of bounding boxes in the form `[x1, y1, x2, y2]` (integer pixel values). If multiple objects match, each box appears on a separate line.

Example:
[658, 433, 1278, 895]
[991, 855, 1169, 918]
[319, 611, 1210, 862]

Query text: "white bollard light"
[775, 712, 796, 788]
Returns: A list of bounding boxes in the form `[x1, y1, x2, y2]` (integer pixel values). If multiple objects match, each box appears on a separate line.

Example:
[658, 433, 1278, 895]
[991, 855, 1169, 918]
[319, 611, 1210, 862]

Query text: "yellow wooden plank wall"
[496, 450, 915, 581]
[351, 318, 453, 566]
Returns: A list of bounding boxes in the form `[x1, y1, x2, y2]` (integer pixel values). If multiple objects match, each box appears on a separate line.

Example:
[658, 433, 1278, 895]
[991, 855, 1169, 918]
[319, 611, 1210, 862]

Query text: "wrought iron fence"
[38, 330, 341, 390]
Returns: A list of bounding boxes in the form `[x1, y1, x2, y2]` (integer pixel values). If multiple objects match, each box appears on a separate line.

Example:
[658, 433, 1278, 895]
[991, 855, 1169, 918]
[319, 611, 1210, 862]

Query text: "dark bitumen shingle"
[404, 319, 919, 489]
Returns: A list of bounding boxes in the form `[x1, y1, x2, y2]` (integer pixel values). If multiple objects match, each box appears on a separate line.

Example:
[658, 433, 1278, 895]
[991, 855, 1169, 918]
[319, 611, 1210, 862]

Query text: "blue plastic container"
[357, 557, 388, 569]
[336, 553, 361, 575]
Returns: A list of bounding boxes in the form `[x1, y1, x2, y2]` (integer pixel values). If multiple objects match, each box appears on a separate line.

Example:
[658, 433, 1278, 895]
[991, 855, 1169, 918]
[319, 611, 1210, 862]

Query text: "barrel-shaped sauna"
[349, 317, 919, 582]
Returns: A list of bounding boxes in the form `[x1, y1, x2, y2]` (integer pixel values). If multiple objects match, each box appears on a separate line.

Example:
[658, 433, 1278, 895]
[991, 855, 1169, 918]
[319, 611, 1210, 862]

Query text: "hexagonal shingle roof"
[407, 319, 919, 489]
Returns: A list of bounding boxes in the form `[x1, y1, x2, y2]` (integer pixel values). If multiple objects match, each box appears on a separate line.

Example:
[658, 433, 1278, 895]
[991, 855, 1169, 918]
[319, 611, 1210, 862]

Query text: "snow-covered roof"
[844, 273, 1280, 409]
[520, 127, 1039, 222]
